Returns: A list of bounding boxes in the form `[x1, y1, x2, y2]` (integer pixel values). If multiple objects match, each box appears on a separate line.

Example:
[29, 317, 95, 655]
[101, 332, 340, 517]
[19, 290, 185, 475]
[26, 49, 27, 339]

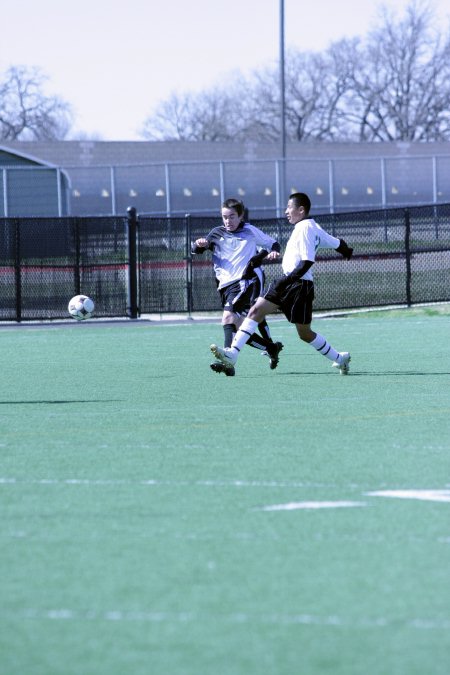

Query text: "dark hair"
[222, 198, 245, 218]
[289, 192, 311, 215]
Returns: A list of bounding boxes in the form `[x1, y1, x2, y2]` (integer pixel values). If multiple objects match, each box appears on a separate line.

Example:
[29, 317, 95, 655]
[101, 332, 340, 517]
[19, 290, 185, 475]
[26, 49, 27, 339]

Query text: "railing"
[2, 153, 450, 218]
[0, 203, 449, 322]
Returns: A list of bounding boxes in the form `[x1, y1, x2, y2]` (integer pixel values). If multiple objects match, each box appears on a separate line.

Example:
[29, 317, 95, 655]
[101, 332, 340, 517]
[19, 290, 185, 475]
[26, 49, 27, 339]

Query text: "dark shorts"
[220, 269, 264, 315]
[264, 277, 314, 324]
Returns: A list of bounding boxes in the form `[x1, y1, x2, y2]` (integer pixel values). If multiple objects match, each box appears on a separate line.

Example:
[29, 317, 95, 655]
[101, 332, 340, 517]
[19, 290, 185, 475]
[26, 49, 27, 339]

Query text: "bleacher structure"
[1, 140, 450, 218]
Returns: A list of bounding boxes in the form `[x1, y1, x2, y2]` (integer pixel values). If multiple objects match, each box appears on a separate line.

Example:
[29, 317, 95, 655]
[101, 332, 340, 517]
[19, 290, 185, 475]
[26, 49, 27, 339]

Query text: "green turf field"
[1, 307, 449, 675]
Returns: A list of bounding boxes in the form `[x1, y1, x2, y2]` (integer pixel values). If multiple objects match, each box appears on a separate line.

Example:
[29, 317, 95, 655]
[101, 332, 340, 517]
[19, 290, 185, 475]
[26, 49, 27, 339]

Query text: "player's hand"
[192, 237, 210, 254]
[336, 239, 353, 260]
[241, 250, 269, 279]
[265, 251, 281, 261]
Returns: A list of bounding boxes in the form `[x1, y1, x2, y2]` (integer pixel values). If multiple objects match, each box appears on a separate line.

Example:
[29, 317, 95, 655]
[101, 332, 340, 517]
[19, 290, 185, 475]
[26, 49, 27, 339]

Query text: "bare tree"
[141, 87, 245, 141]
[0, 65, 73, 141]
[284, 48, 353, 141]
[141, 51, 349, 143]
[140, 0, 450, 144]
[343, 1, 450, 141]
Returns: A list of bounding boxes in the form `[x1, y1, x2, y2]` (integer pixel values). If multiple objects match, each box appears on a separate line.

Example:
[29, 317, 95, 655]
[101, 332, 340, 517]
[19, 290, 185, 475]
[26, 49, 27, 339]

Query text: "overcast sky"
[2, 0, 449, 140]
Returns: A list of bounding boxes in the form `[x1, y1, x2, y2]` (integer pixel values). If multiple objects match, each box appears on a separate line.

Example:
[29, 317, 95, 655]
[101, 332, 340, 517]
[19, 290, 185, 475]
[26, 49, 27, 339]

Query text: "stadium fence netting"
[0, 203, 449, 321]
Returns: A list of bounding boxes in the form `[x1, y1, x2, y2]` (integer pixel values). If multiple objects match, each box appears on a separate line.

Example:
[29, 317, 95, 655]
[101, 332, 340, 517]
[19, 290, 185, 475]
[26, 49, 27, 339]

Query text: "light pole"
[280, 0, 286, 161]
[279, 0, 286, 214]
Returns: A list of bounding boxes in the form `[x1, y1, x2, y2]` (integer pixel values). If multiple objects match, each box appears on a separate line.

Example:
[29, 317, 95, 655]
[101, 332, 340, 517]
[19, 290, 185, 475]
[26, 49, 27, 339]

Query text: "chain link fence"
[3, 153, 450, 218]
[1, 204, 449, 321]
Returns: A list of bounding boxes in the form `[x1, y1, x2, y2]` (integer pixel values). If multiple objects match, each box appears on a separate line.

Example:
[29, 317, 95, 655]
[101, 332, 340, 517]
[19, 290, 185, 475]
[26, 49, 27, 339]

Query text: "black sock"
[247, 333, 271, 351]
[258, 320, 272, 343]
[223, 323, 236, 348]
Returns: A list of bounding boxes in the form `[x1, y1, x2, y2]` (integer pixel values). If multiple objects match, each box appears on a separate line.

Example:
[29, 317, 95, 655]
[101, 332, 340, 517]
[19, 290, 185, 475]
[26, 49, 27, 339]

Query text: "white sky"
[2, 0, 449, 140]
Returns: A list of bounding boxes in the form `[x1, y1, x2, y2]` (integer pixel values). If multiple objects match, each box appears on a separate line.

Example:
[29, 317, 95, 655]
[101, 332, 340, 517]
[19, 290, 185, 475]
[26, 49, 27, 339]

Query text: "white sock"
[231, 318, 259, 353]
[310, 333, 340, 362]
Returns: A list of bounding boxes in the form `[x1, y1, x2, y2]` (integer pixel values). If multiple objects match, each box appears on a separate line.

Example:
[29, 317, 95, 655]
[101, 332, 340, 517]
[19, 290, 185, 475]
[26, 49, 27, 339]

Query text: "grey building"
[0, 145, 70, 217]
[1, 140, 450, 217]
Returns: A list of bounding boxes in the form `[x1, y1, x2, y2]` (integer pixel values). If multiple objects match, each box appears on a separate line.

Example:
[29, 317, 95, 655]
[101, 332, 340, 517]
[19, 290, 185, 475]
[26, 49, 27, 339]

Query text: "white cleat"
[333, 352, 351, 375]
[210, 344, 238, 368]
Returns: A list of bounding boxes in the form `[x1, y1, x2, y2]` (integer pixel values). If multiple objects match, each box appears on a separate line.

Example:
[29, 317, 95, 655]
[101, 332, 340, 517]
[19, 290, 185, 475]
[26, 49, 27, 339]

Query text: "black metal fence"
[1, 204, 449, 322]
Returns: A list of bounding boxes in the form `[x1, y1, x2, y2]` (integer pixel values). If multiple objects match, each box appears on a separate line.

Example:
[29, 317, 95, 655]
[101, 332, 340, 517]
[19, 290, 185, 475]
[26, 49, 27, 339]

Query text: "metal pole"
[110, 166, 117, 215]
[14, 219, 22, 322]
[126, 206, 139, 319]
[56, 168, 62, 216]
[280, 0, 286, 160]
[404, 208, 412, 307]
[185, 213, 193, 317]
[74, 218, 81, 295]
[3, 169, 8, 217]
[328, 160, 335, 214]
[279, 0, 286, 213]
[164, 164, 171, 217]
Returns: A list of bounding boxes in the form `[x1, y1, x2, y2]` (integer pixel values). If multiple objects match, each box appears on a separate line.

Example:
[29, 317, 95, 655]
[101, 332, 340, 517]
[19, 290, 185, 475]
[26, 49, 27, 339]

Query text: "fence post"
[14, 219, 22, 322]
[185, 213, 193, 317]
[404, 208, 412, 307]
[126, 206, 139, 319]
[74, 218, 81, 295]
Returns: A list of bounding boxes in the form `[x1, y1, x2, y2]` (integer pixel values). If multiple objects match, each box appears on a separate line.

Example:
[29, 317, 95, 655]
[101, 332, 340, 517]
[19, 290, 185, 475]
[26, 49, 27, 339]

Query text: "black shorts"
[220, 269, 264, 315]
[264, 277, 314, 324]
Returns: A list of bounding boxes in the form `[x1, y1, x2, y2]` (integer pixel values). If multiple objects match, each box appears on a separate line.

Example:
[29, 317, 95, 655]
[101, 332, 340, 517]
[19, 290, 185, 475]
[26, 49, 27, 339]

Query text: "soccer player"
[210, 192, 354, 375]
[192, 198, 283, 376]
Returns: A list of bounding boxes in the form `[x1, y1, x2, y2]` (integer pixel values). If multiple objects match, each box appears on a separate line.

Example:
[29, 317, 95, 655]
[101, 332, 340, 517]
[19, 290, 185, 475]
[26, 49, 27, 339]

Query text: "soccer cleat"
[210, 362, 235, 377]
[265, 341, 284, 370]
[210, 344, 238, 368]
[332, 352, 351, 375]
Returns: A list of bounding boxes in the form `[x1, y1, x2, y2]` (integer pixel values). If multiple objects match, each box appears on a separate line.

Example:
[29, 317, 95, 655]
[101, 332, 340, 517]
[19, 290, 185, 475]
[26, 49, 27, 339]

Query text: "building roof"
[0, 143, 60, 167]
[1, 139, 450, 168]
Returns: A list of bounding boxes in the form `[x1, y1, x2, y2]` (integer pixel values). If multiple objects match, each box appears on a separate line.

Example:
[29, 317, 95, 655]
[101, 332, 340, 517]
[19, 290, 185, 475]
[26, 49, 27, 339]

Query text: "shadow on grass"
[280, 371, 450, 376]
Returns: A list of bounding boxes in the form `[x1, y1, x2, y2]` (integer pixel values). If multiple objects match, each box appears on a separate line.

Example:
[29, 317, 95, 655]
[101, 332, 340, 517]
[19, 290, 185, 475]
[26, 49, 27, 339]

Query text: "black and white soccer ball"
[68, 294, 95, 321]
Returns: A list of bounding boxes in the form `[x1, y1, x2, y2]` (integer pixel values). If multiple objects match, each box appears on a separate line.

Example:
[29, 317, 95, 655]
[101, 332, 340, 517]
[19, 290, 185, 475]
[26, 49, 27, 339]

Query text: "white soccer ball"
[68, 294, 95, 321]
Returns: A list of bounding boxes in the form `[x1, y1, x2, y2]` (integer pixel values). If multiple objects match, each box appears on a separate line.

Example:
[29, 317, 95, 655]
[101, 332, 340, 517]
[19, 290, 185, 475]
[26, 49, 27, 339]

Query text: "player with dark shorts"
[220, 266, 263, 316]
[192, 198, 283, 376]
[210, 192, 354, 376]
[264, 277, 314, 326]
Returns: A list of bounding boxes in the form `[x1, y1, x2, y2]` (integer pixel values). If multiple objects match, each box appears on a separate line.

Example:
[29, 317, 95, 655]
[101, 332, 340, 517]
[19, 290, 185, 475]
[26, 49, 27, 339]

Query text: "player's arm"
[192, 226, 224, 254]
[316, 224, 353, 260]
[336, 239, 353, 260]
[241, 242, 281, 279]
[191, 237, 210, 253]
[273, 260, 314, 291]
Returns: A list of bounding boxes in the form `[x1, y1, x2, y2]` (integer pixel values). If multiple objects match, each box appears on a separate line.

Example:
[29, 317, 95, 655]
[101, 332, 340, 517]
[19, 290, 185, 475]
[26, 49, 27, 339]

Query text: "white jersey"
[282, 218, 340, 281]
[207, 223, 278, 289]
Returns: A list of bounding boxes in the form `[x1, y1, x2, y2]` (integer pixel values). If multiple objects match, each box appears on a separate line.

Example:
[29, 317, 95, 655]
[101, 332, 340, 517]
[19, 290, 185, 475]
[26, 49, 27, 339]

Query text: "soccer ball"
[68, 294, 95, 321]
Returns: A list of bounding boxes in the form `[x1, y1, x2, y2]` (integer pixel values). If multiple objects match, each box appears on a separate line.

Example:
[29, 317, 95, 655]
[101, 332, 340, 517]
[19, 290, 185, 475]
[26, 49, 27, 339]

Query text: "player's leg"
[292, 283, 350, 374]
[210, 295, 237, 376]
[250, 269, 284, 369]
[230, 279, 275, 353]
[236, 273, 283, 366]
[258, 319, 272, 342]
[296, 324, 351, 374]
[221, 311, 237, 348]
[249, 270, 274, 343]
[211, 296, 278, 368]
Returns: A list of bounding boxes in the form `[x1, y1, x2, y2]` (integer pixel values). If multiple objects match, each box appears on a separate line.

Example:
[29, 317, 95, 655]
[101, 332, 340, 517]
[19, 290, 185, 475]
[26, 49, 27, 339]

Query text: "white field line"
[366, 489, 450, 502]
[2, 479, 450, 503]
[260, 501, 366, 511]
[3, 608, 450, 630]
[0, 477, 365, 489]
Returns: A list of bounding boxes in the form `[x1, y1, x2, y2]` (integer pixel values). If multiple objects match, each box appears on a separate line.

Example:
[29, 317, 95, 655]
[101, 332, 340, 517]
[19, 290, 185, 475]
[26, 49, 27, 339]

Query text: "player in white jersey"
[192, 198, 283, 376]
[210, 192, 354, 375]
